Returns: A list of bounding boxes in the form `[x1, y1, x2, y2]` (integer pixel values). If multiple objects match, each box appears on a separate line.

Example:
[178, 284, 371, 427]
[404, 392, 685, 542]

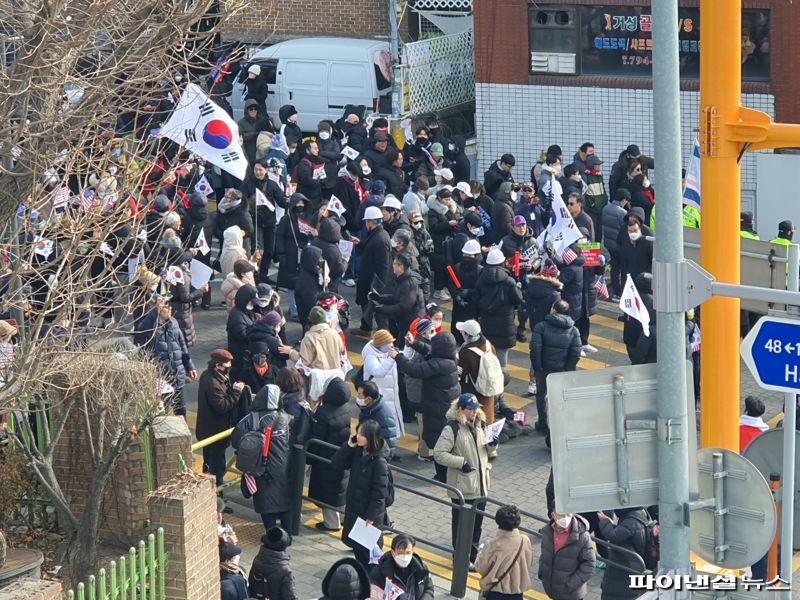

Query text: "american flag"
[80, 189, 96, 211]
[594, 275, 610, 299]
[689, 326, 701, 352]
[52, 187, 70, 209]
[560, 247, 578, 265]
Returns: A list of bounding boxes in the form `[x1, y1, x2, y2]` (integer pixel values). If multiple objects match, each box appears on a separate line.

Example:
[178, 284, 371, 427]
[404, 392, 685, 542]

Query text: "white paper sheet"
[347, 517, 382, 550]
[338, 239, 354, 260]
[189, 259, 213, 289]
[484, 418, 506, 445]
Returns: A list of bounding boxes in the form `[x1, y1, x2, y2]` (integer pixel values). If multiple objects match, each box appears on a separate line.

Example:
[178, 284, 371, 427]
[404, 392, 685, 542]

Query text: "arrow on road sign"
[741, 316, 800, 393]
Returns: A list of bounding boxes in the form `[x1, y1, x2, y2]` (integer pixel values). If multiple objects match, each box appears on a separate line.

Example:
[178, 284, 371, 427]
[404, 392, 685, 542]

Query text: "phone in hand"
[350, 434, 358, 445]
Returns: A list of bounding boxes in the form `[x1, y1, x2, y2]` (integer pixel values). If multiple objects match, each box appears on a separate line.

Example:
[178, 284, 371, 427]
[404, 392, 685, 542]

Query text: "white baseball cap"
[456, 320, 481, 337]
[486, 247, 505, 265]
[248, 64, 261, 75]
[462, 239, 481, 255]
[363, 206, 383, 220]
[455, 181, 473, 198]
[382, 195, 403, 211]
[434, 168, 454, 181]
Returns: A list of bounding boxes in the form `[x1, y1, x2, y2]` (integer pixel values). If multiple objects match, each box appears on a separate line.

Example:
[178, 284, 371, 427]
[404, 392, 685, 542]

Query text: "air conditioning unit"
[530, 52, 576, 74]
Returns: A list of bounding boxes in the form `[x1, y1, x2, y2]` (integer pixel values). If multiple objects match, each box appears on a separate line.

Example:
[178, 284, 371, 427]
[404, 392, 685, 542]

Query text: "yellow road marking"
[588, 332, 628, 355]
[592, 313, 624, 331]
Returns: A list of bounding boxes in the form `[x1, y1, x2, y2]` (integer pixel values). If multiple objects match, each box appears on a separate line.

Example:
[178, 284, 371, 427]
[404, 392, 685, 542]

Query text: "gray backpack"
[235, 413, 268, 477]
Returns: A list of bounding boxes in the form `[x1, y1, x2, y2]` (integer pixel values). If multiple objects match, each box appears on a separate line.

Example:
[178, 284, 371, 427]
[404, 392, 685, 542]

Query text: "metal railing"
[189, 428, 651, 597]
[65, 528, 167, 600]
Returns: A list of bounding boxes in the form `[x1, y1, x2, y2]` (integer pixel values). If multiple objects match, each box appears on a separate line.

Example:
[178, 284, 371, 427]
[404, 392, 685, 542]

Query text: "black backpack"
[384, 460, 395, 508]
[630, 513, 660, 571]
[248, 574, 270, 599]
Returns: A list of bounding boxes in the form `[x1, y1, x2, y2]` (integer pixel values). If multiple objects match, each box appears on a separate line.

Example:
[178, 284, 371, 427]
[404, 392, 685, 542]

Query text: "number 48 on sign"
[763, 338, 800, 355]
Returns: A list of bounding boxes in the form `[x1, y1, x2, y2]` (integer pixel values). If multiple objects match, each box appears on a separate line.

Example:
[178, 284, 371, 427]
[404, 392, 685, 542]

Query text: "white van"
[231, 37, 393, 132]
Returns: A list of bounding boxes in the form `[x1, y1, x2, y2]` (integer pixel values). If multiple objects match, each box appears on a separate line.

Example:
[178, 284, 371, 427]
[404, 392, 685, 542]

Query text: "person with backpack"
[476, 505, 534, 600]
[596, 507, 654, 600]
[456, 320, 504, 425]
[330, 420, 392, 571]
[248, 526, 299, 600]
[231, 384, 294, 535]
[538, 511, 595, 600]
[401, 319, 437, 462]
[433, 393, 493, 568]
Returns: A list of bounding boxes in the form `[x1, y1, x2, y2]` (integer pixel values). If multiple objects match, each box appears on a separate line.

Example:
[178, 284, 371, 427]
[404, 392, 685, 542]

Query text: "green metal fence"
[65, 528, 167, 600]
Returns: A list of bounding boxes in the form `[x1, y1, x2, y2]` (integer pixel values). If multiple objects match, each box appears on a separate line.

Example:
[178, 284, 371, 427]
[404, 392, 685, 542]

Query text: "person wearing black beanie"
[249, 527, 298, 600]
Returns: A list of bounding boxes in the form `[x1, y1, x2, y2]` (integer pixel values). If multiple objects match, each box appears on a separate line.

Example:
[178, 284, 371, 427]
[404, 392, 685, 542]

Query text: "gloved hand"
[487, 438, 499, 447]
[455, 292, 469, 307]
[461, 460, 474, 473]
[598, 254, 607, 267]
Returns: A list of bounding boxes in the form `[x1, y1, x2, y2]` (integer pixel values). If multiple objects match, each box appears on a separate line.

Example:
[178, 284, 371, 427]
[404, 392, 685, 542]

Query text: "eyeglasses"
[247, 107, 258, 111]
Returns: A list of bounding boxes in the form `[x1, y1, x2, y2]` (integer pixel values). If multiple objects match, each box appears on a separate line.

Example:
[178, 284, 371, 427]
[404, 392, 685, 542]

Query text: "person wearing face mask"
[227, 284, 258, 380]
[400, 319, 437, 461]
[316, 120, 342, 184]
[372, 254, 424, 348]
[511, 183, 544, 239]
[197, 349, 246, 492]
[275, 193, 315, 317]
[241, 159, 287, 284]
[361, 330, 403, 440]
[448, 242, 483, 344]
[243, 64, 269, 114]
[538, 510, 595, 600]
[617, 210, 653, 284]
[432, 394, 492, 568]
[536, 153, 561, 204]
[608, 144, 655, 197]
[619, 158, 655, 225]
[247, 310, 295, 369]
[370, 534, 435, 600]
[278, 104, 302, 146]
[475, 506, 535, 600]
[238, 99, 274, 165]
[240, 341, 274, 392]
[216, 189, 255, 255]
[375, 147, 407, 200]
[484, 154, 515, 199]
[402, 126, 432, 179]
[408, 211, 434, 301]
[427, 188, 459, 300]
[403, 176, 430, 217]
[294, 141, 327, 212]
[355, 206, 391, 335]
[447, 210, 484, 266]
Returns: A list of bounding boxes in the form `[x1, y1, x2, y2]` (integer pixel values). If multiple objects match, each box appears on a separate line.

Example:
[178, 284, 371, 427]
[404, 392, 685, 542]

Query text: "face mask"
[254, 355, 267, 366]
[393, 553, 413, 569]
[356, 397, 368, 407]
[361, 166, 372, 176]
[246, 303, 254, 311]
[425, 332, 436, 341]
[390, 239, 397, 248]
[288, 116, 297, 124]
[318, 131, 331, 140]
[466, 334, 481, 344]
[555, 516, 571, 529]
[380, 343, 393, 352]
[412, 222, 423, 230]
[294, 205, 305, 214]
[468, 226, 484, 237]
[628, 230, 642, 241]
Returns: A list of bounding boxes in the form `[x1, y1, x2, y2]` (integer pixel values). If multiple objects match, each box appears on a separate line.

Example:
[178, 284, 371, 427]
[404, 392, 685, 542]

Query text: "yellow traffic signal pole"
[699, 0, 800, 450]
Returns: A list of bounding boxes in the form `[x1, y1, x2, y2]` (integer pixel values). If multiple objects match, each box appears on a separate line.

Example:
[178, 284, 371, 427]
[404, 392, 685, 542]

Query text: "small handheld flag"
[594, 275, 610, 299]
[195, 229, 210, 256]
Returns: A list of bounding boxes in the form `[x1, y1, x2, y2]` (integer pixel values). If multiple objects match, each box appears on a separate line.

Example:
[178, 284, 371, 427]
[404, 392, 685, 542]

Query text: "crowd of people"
[10, 57, 795, 600]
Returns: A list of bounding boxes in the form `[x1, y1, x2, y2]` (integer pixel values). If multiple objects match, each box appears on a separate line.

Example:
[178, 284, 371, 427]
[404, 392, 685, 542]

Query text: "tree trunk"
[0, 529, 7, 569]
[64, 470, 109, 584]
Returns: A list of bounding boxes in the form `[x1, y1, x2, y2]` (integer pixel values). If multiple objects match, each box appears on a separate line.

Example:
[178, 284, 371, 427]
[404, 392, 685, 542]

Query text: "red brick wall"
[474, 1, 800, 119]
[222, 0, 392, 44]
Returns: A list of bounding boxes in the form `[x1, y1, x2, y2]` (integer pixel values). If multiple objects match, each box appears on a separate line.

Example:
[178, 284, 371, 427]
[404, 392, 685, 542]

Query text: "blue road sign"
[741, 316, 800, 393]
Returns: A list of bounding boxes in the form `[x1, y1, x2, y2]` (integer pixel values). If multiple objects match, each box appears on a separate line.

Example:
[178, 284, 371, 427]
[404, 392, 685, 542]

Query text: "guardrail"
[189, 428, 651, 597]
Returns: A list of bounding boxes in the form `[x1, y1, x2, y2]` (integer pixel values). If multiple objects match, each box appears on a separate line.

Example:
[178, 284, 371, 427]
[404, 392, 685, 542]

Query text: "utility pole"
[651, 0, 691, 575]
[388, 0, 401, 118]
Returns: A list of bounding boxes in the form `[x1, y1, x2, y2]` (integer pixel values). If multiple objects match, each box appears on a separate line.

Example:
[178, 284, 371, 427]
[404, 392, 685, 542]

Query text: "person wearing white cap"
[455, 320, 503, 427]
[355, 205, 392, 334]
[471, 247, 523, 367]
[430, 167, 455, 197]
[447, 239, 483, 344]
[381, 195, 412, 238]
[243, 63, 268, 114]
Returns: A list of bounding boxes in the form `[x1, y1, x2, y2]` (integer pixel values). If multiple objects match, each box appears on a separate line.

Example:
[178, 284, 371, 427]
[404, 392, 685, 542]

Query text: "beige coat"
[432, 402, 490, 500]
[220, 272, 255, 313]
[295, 324, 343, 371]
[475, 529, 534, 594]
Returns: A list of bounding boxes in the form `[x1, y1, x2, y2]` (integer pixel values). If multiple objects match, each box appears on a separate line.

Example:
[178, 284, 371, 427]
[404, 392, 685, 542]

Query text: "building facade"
[474, 0, 797, 203]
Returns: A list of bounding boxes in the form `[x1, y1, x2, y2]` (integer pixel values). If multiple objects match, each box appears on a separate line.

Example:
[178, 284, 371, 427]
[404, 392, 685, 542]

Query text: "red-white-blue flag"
[594, 275, 610, 299]
[682, 139, 700, 211]
[560, 247, 578, 265]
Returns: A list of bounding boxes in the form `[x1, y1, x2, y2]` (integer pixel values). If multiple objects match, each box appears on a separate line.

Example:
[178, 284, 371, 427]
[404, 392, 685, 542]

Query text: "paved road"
[178, 273, 797, 599]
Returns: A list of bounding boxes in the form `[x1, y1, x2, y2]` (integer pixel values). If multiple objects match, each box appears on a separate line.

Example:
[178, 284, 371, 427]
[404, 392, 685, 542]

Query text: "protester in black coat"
[317, 122, 342, 191]
[249, 527, 298, 600]
[447, 135, 471, 184]
[295, 245, 325, 328]
[275, 194, 314, 293]
[617, 209, 653, 282]
[355, 219, 391, 307]
[483, 157, 515, 198]
[232, 385, 294, 533]
[295, 142, 327, 213]
[491, 189, 515, 245]
[227, 285, 258, 379]
[238, 100, 273, 164]
[472, 256, 523, 359]
[181, 192, 209, 248]
[278, 105, 302, 145]
[168, 253, 205, 348]
[312, 217, 347, 292]
[392, 333, 460, 449]
[447, 250, 482, 344]
[248, 311, 292, 368]
[626, 275, 657, 365]
[375, 147, 407, 199]
[216, 192, 255, 254]
[369, 541, 435, 600]
[558, 251, 585, 323]
[240, 340, 275, 392]
[597, 508, 650, 600]
[243, 69, 269, 114]
[526, 271, 564, 332]
[241, 161, 287, 283]
[333, 163, 366, 236]
[308, 377, 352, 529]
[330, 422, 391, 569]
[374, 258, 424, 341]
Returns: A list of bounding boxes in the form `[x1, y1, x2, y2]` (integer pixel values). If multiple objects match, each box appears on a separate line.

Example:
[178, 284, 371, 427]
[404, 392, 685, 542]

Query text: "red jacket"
[739, 415, 769, 452]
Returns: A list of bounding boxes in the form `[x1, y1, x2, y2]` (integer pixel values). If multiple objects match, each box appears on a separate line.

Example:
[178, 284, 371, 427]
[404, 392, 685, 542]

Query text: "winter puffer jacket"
[168, 258, 204, 347]
[221, 271, 256, 313]
[530, 313, 581, 374]
[330, 443, 391, 547]
[472, 266, 523, 350]
[249, 546, 298, 600]
[394, 333, 460, 448]
[312, 217, 347, 289]
[355, 224, 391, 306]
[490, 196, 515, 245]
[447, 256, 482, 326]
[483, 161, 513, 198]
[598, 508, 650, 599]
[433, 403, 490, 500]
[369, 553, 434, 600]
[374, 270, 424, 338]
[148, 317, 194, 389]
[558, 254, 585, 322]
[308, 378, 352, 508]
[247, 319, 290, 369]
[295, 245, 324, 327]
[181, 192, 209, 248]
[216, 199, 255, 253]
[357, 395, 398, 455]
[220, 226, 249, 279]
[538, 516, 596, 600]
[318, 558, 370, 600]
[196, 365, 242, 441]
[602, 200, 628, 254]
[525, 275, 563, 331]
[275, 194, 314, 289]
[278, 105, 303, 145]
[227, 285, 257, 373]
[231, 387, 293, 515]
[294, 155, 326, 212]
